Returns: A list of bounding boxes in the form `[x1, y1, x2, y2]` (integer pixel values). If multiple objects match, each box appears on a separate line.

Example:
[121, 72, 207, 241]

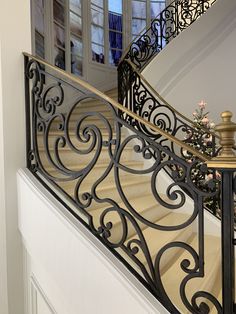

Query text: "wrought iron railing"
[23, 53, 235, 313]
[118, 0, 221, 219]
[120, 0, 217, 71]
[118, 59, 221, 217]
[118, 59, 219, 158]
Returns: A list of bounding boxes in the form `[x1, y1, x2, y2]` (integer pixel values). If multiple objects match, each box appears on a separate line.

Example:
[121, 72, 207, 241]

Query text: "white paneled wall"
[18, 169, 169, 314]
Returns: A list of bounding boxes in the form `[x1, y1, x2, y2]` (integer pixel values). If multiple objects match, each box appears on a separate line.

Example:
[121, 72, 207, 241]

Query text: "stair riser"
[38, 146, 136, 167]
[44, 162, 143, 179]
[37, 133, 119, 149]
[92, 207, 171, 243]
[59, 179, 151, 203]
[157, 228, 193, 274]
[71, 101, 116, 111]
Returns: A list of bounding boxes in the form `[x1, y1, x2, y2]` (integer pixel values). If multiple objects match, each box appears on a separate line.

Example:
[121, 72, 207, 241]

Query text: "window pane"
[70, 0, 81, 16]
[53, 0, 65, 25]
[109, 49, 122, 66]
[35, 0, 44, 34]
[91, 25, 104, 44]
[109, 11, 122, 31]
[54, 47, 65, 70]
[54, 24, 65, 48]
[91, 6, 104, 26]
[71, 35, 83, 57]
[92, 43, 104, 63]
[91, 0, 103, 8]
[109, 31, 122, 49]
[132, 18, 146, 35]
[71, 55, 83, 76]
[108, 0, 122, 14]
[70, 11, 82, 36]
[151, 1, 166, 19]
[35, 30, 45, 58]
[132, 1, 146, 18]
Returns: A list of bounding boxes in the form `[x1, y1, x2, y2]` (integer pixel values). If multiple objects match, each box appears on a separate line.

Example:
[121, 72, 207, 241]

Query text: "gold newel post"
[207, 111, 236, 168]
[207, 111, 236, 313]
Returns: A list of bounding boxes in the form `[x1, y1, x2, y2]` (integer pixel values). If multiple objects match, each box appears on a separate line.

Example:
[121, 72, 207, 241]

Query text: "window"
[108, 0, 123, 66]
[91, 0, 123, 66]
[70, 0, 83, 75]
[91, 0, 105, 64]
[132, 0, 146, 39]
[32, 0, 84, 76]
[53, 0, 83, 75]
[32, 0, 167, 76]
[131, 0, 166, 39]
[34, 0, 46, 58]
[53, 0, 66, 70]
[150, 0, 166, 19]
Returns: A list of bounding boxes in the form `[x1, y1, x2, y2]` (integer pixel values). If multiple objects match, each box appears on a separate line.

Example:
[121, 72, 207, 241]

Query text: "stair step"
[105, 88, 118, 98]
[43, 160, 144, 183]
[37, 129, 122, 148]
[69, 112, 115, 120]
[127, 213, 193, 270]
[38, 142, 136, 167]
[71, 98, 117, 110]
[161, 234, 221, 313]
[90, 194, 172, 240]
[58, 174, 151, 201]
[48, 120, 116, 131]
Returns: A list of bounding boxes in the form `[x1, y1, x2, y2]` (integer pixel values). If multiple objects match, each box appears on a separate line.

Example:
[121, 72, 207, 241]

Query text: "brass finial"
[207, 111, 236, 168]
[216, 111, 236, 158]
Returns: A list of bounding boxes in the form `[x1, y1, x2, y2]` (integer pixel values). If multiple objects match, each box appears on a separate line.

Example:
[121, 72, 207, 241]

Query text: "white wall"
[142, 0, 236, 123]
[0, 42, 9, 314]
[18, 169, 169, 314]
[0, 1, 31, 313]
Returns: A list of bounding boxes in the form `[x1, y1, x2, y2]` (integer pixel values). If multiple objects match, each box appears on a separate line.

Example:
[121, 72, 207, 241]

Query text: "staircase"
[22, 0, 236, 313]
[25, 60, 224, 312]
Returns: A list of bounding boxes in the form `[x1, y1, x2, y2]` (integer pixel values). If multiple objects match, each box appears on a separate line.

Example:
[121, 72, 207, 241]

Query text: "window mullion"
[82, 0, 88, 79]
[48, 0, 54, 65]
[65, 0, 71, 72]
[147, 0, 151, 27]
[123, 0, 130, 49]
[104, 0, 109, 65]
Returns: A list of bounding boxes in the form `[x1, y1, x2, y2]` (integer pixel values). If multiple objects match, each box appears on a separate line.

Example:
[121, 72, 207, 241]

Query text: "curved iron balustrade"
[24, 53, 223, 313]
[118, 59, 219, 159]
[118, 0, 221, 219]
[118, 59, 221, 218]
[120, 0, 217, 71]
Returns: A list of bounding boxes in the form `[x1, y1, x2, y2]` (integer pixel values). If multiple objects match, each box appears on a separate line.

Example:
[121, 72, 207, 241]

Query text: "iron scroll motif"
[118, 59, 221, 218]
[25, 56, 222, 313]
[118, 60, 218, 158]
[120, 0, 217, 71]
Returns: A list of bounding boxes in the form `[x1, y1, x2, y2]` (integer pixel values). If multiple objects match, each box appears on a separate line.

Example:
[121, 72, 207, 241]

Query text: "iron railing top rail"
[23, 52, 209, 162]
[119, 0, 217, 67]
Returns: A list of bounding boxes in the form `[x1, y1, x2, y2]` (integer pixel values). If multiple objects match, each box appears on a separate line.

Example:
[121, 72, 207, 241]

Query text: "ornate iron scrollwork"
[25, 55, 222, 313]
[118, 58, 221, 219]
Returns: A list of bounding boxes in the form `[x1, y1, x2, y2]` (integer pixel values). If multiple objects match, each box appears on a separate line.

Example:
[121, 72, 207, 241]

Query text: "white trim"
[30, 276, 57, 314]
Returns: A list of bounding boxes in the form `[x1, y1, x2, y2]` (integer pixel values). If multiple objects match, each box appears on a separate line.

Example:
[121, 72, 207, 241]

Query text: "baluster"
[207, 111, 236, 313]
